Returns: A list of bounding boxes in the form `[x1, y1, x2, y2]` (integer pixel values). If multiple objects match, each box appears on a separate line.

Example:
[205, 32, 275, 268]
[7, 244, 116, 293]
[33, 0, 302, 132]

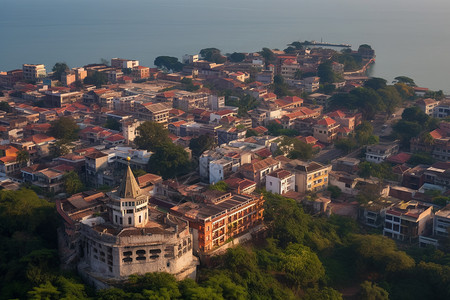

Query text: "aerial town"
[0, 43, 449, 299]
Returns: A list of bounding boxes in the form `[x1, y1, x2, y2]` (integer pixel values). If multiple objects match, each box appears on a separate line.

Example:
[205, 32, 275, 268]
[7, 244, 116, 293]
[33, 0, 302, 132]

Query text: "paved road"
[314, 147, 344, 164]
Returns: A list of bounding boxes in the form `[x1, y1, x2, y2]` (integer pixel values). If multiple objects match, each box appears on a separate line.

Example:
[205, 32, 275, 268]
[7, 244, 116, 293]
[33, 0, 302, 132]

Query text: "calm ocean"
[1, 0, 450, 92]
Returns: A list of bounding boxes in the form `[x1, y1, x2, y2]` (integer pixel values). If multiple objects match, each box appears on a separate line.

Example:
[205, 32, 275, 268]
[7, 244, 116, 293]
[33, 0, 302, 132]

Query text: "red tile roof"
[317, 117, 336, 126]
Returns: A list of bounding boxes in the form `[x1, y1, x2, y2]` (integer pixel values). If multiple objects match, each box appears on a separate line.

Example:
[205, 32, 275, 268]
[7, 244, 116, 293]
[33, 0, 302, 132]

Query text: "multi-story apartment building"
[416, 98, 439, 116]
[135, 102, 171, 125]
[22, 64, 46, 82]
[434, 204, 450, 238]
[383, 201, 433, 242]
[241, 157, 281, 185]
[313, 117, 339, 144]
[111, 58, 139, 69]
[365, 141, 399, 164]
[170, 192, 264, 253]
[44, 91, 83, 108]
[0, 69, 23, 88]
[132, 66, 150, 79]
[173, 91, 210, 111]
[433, 100, 450, 119]
[61, 71, 76, 86]
[284, 160, 332, 193]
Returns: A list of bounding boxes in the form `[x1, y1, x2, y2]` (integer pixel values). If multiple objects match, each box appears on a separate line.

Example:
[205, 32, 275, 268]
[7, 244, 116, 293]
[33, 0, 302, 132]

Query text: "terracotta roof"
[430, 129, 446, 139]
[267, 169, 292, 180]
[241, 157, 279, 172]
[137, 173, 162, 187]
[328, 110, 346, 118]
[26, 134, 55, 144]
[254, 148, 272, 159]
[105, 134, 125, 142]
[169, 120, 187, 127]
[317, 117, 336, 126]
[0, 156, 17, 163]
[253, 126, 268, 134]
[215, 109, 235, 116]
[387, 152, 412, 164]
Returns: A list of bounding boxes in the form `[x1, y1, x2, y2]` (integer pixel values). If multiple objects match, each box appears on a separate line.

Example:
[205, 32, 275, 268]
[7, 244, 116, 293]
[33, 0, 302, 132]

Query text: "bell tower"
[109, 157, 149, 228]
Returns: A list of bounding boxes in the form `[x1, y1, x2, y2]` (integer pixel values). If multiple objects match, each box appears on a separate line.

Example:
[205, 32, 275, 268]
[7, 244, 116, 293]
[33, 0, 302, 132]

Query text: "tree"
[283, 46, 296, 54]
[200, 48, 226, 63]
[83, 72, 107, 87]
[260, 48, 275, 67]
[0, 101, 12, 113]
[147, 143, 190, 179]
[402, 106, 429, 124]
[134, 121, 171, 152]
[364, 77, 387, 90]
[317, 61, 335, 83]
[16, 150, 30, 166]
[132, 169, 147, 178]
[229, 52, 246, 63]
[52, 62, 69, 80]
[281, 243, 325, 287]
[288, 140, 313, 160]
[328, 185, 342, 199]
[189, 135, 215, 157]
[104, 117, 121, 131]
[64, 171, 84, 194]
[355, 122, 378, 146]
[394, 76, 416, 87]
[209, 181, 228, 192]
[49, 140, 70, 158]
[359, 281, 389, 300]
[154, 56, 183, 72]
[289, 41, 304, 50]
[49, 117, 79, 141]
[407, 152, 435, 166]
[27, 281, 60, 300]
[335, 138, 357, 153]
[246, 129, 258, 137]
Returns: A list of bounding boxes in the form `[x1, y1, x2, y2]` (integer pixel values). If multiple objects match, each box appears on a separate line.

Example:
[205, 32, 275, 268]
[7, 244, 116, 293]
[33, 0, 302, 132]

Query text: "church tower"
[108, 158, 149, 228]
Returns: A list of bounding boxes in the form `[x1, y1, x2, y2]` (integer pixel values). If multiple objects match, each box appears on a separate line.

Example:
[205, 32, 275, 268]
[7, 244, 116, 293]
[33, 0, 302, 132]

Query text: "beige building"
[135, 102, 171, 125]
[22, 64, 46, 81]
[313, 117, 339, 144]
[57, 166, 198, 288]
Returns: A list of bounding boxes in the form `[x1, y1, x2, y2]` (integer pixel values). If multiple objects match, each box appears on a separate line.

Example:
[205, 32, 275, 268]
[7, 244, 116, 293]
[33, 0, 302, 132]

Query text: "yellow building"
[284, 160, 332, 193]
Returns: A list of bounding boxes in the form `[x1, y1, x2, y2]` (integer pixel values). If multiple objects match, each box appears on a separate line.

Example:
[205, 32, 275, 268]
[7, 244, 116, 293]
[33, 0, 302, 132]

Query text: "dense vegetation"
[1, 188, 449, 299]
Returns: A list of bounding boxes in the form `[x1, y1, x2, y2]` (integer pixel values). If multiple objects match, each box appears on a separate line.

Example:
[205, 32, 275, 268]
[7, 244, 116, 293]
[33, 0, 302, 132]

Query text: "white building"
[266, 169, 295, 195]
[366, 142, 399, 164]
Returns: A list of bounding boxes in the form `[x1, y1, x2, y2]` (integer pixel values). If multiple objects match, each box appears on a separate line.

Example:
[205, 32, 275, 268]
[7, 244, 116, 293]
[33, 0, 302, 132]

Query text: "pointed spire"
[117, 165, 141, 199]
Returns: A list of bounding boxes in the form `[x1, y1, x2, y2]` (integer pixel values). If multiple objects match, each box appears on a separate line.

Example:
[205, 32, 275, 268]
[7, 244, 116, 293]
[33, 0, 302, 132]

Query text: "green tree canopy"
[83, 71, 107, 87]
[104, 116, 121, 131]
[147, 143, 190, 179]
[318, 61, 336, 83]
[52, 62, 69, 80]
[154, 56, 184, 72]
[0, 101, 12, 113]
[189, 135, 215, 157]
[359, 281, 389, 300]
[64, 171, 84, 195]
[134, 121, 171, 152]
[364, 77, 387, 90]
[260, 48, 275, 67]
[200, 48, 226, 63]
[229, 52, 246, 63]
[394, 76, 416, 87]
[49, 117, 79, 141]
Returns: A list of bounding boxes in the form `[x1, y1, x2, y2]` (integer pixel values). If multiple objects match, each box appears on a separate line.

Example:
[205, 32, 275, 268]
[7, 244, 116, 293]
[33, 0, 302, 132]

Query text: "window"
[139, 215, 141, 223]
[128, 217, 132, 225]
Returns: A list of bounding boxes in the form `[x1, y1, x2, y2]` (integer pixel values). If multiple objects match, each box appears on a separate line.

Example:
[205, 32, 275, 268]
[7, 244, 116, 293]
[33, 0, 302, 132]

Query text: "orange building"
[170, 191, 264, 253]
[132, 66, 150, 79]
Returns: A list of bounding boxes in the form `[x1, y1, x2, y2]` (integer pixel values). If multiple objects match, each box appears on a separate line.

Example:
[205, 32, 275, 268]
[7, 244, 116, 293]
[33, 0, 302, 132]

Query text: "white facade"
[266, 172, 295, 195]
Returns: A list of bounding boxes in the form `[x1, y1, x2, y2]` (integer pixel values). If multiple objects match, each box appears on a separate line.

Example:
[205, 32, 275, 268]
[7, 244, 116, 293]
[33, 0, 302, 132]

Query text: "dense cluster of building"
[0, 45, 449, 287]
